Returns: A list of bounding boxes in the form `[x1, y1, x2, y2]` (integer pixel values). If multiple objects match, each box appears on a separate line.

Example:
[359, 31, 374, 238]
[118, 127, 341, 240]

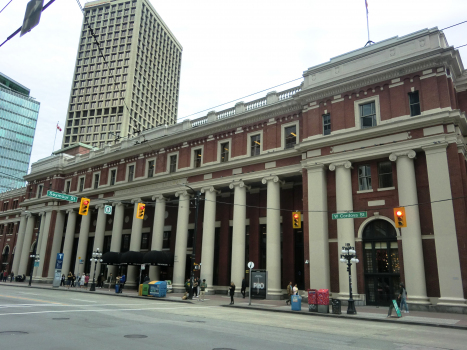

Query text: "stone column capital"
[131, 198, 142, 204]
[112, 201, 124, 207]
[66, 209, 76, 214]
[152, 194, 167, 201]
[261, 176, 284, 185]
[329, 161, 352, 171]
[422, 142, 449, 154]
[95, 204, 105, 209]
[229, 180, 250, 190]
[175, 190, 190, 198]
[389, 150, 416, 161]
[303, 163, 327, 172]
[38, 211, 46, 217]
[200, 186, 220, 194]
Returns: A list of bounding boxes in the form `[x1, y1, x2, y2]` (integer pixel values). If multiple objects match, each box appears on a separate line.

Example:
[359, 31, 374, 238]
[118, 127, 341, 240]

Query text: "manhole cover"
[52, 318, 69, 320]
[187, 320, 206, 323]
[0, 331, 28, 336]
[124, 335, 148, 339]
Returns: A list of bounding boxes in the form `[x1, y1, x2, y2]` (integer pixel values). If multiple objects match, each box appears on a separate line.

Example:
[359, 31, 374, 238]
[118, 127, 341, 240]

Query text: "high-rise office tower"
[0, 72, 40, 193]
[62, 0, 182, 149]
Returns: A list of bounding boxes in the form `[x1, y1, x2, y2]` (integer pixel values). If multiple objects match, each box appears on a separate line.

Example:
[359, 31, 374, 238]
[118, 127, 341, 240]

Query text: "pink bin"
[317, 289, 329, 305]
[307, 289, 317, 304]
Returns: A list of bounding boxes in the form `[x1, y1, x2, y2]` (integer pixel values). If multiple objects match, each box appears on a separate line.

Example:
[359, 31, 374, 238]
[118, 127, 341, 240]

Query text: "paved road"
[0, 286, 465, 350]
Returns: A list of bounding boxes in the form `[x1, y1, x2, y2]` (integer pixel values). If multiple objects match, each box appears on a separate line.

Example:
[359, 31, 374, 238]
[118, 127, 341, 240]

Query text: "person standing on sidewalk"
[199, 279, 207, 302]
[399, 282, 409, 313]
[119, 274, 126, 293]
[286, 281, 293, 305]
[10, 271, 14, 282]
[60, 274, 65, 287]
[229, 281, 236, 305]
[293, 283, 299, 295]
[241, 278, 247, 299]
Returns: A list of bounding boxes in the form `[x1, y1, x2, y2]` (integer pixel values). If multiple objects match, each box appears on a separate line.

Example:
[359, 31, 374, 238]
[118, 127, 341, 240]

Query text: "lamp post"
[183, 184, 200, 300]
[339, 243, 359, 314]
[89, 248, 103, 292]
[28, 253, 39, 287]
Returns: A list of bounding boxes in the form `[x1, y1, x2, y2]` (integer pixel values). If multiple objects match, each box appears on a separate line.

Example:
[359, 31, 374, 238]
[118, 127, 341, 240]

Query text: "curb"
[222, 305, 467, 331]
[0, 283, 193, 304]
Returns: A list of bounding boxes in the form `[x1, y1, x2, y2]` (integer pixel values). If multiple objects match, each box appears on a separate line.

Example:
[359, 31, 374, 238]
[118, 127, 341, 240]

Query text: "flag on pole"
[365, 0, 368, 14]
[57, 123, 62, 132]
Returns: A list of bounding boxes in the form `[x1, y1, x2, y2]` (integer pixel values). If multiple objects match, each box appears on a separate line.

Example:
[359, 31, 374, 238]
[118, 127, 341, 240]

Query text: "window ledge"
[377, 187, 395, 192]
[357, 189, 373, 194]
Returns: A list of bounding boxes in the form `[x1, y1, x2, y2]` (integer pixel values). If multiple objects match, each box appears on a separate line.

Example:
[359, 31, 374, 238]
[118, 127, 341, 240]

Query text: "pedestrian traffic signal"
[136, 203, 145, 219]
[79, 198, 90, 216]
[292, 211, 301, 229]
[394, 207, 406, 228]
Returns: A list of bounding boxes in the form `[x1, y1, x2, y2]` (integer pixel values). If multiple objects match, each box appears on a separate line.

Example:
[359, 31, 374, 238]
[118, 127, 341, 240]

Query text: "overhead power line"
[0, 0, 14, 15]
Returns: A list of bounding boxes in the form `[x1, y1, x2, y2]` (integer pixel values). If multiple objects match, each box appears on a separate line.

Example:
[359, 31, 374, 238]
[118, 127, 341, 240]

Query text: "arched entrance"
[362, 219, 400, 306]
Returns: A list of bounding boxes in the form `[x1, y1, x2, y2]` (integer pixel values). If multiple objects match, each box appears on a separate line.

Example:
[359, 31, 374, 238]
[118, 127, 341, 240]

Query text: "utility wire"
[0, 0, 13, 14]
[440, 20, 467, 31]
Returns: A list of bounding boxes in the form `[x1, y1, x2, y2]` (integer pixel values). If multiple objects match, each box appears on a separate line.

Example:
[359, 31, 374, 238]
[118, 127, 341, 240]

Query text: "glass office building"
[0, 72, 40, 192]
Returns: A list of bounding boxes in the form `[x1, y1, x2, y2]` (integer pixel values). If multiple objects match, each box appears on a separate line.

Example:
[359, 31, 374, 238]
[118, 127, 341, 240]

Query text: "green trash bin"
[142, 284, 149, 296]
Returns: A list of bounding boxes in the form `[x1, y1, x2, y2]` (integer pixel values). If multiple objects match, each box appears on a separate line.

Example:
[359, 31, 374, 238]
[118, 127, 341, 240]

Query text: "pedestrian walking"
[229, 281, 236, 305]
[2, 270, 7, 282]
[399, 282, 409, 313]
[10, 271, 14, 282]
[199, 279, 207, 302]
[183, 278, 191, 300]
[60, 274, 65, 287]
[108, 273, 114, 290]
[119, 274, 126, 293]
[84, 274, 90, 288]
[79, 273, 85, 288]
[293, 283, 299, 295]
[286, 281, 293, 305]
[241, 278, 247, 299]
[67, 272, 72, 289]
[193, 277, 198, 298]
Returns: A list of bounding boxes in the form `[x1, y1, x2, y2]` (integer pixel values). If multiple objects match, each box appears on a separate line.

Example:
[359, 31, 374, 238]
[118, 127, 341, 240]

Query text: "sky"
[0, 0, 466, 179]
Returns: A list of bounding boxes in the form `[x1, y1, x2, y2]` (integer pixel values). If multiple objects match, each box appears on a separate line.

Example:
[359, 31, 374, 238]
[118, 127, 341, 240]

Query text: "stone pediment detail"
[115, 178, 186, 197]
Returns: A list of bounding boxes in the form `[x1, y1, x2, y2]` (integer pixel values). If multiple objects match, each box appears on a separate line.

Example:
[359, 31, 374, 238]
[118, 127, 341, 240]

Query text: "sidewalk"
[1, 282, 466, 330]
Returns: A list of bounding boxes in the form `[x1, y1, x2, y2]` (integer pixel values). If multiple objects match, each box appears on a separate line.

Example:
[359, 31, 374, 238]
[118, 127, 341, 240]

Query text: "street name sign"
[332, 212, 367, 220]
[47, 191, 78, 203]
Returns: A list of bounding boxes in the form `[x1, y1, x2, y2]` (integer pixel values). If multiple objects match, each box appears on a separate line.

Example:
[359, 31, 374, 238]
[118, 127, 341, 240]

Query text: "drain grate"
[0, 331, 28, 336]
[124, 335, 148, 339]
[52, 318, 70, 320]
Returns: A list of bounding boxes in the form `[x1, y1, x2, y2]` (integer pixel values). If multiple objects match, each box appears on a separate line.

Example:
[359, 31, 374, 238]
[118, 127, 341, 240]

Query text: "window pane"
[285, 125, 296, 149]
[358, 165, 372, 190]
[378, 161, 393, 188]
[251, 135, 260, 156]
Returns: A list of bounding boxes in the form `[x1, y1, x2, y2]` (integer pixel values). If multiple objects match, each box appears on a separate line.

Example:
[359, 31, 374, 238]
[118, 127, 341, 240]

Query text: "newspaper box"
[317, 289, 329, 313]
[307, 289, 318, 312]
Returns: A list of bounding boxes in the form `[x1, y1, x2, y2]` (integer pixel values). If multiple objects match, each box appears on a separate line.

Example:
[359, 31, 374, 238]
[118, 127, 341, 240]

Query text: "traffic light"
[292, 211, 301, 229]
[79, 198, 90, 216]
[136, 202, 146, 219]
[394, 207, 407, 228]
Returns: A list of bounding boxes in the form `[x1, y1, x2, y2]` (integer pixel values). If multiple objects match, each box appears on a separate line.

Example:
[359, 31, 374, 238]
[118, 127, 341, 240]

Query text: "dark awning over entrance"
[102, 252, 121, 265]
[142, 250, 174, 267]
[120, 251, 144, 265]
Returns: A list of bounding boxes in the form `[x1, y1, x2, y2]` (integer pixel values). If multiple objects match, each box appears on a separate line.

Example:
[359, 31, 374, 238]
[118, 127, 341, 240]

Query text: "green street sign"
[104, 205, 112, 215]
[46, 190, 78, 203]
[332, 211, 367, 220]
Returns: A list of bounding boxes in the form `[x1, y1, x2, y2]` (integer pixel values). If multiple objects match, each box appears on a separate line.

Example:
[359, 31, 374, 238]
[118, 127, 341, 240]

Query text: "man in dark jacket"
[241, 278, 247, 298]
[229, 281, 236, 305]
[286, 281, 293, 305]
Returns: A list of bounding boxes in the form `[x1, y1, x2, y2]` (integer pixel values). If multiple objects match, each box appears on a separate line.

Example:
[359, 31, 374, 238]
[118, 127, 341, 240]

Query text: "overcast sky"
[1, 0, 466, 179]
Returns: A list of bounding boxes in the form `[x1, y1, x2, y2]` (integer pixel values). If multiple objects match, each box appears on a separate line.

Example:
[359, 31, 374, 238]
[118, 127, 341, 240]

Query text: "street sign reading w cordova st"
[46, 191, 78, 203]
[332, 212, 367, 220]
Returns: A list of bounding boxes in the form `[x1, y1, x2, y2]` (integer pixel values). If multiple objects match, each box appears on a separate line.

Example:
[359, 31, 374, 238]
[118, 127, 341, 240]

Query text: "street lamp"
[28, 253, 39, 287]
[339, 243, 359, 314]
[89, 248, 103, 292]
[182, 184, 200, 300]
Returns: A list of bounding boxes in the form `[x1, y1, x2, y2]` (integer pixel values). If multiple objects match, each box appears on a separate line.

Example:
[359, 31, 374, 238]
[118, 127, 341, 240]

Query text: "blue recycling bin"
[291, 295, 302, 311]
[148, 281, 167, 297]
[115, 284, 120, 293]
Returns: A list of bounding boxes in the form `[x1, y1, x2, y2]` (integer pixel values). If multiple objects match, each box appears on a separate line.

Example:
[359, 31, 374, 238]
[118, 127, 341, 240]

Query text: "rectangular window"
[323, 114, 331, 135]
[147, 160, 154, 178]
[141, 232, 149, 250]
[94, 174, 100, 189]
[194, 149, 202, 168]
[250, 134, 261, 156]
[378, 161, 393, 188]
[38, 185, 43, 198]
[408, 91, 421, 116]
[284, 125, 297, 149]
[358, 165, 372, 191]
[128, 165, 135, 182]
[79, 178, 85, 192]
[169, 155, 177, 173]
[360, 102, 376, 129]
[110, 169, 116, 185]
[163, 231, 171, 249]
[220, 142, 229, 163]
[121, 234, 130, 252]
[65, 181, 71, 194]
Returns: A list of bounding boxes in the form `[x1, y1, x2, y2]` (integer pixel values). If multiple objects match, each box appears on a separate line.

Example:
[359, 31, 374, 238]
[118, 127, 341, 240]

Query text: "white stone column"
[90, 205, 106, 281]
[329, 161, 357, 297]
[149, 195, 166, 281]
[126, 198, 144, 285]
[11, 214, 28, 275]
[307, 165, 330, 289]
[173, 190, 190, 291]
[18, 214, 36, 276]
[262, 175, 283, 299]
[390, 150, 429, 304]
[423, 143, 466, 305]
[34, 212, 47, 278]
[108, 202, 124, 277]
[46, 210, 66, 280]
[200, 186, 219, 289]
[74, 212, 92, 275]
[229, 181, 249, 291]
[61, 210, 77, 276]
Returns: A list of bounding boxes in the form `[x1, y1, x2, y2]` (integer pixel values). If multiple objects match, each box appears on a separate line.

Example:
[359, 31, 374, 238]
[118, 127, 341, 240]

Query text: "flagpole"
[364, 0, 374, 47]
[52, 121, 58, 154]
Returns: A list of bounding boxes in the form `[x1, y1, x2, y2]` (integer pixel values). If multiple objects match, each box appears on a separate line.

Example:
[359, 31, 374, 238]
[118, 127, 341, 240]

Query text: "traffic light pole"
[183, 184, 200, 300]
[28, 214, 40, 287]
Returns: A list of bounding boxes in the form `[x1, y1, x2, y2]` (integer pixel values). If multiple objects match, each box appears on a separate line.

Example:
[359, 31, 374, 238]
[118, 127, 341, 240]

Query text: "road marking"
[70, 299, 97, 303]
[0, 303, 157, 308]
[0, 295, 64, 305]
[0, 305, 215, 316]
[16, 292, 40, 296]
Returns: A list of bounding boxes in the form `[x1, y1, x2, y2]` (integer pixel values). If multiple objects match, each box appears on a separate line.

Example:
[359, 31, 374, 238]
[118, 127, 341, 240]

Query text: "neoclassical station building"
[1, 28, 467, 308]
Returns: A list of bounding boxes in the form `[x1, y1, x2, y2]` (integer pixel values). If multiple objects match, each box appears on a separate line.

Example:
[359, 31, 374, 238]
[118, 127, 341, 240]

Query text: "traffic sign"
[332, 212, 367, 220]
[47, 190, 78, 203]
[248, 261, 254, 269]
[104, 205, 113, 215]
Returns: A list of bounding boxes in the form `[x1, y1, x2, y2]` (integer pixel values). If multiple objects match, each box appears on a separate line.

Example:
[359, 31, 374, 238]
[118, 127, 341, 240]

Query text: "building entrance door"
[362, 220, 400, 306]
